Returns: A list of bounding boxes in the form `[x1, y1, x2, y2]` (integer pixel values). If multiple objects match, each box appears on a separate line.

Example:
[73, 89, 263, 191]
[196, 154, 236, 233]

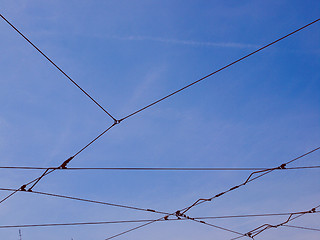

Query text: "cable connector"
[59, 156, 74, 169]
[245, 232, 253, 238]
[229, 185, 240, 191]
[215, 192, 225, 198]
[279, 164, 286, 169]
[20, 185, 27, 191]
[114, 119, 122, 125]
[175, 210, 183, 219]
[310, 208, 316, 213]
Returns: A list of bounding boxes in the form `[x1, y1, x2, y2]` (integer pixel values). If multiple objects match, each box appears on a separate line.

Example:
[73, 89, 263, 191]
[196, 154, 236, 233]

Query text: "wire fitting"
[20, 185, 27, 191]
[114, 119, 122, 125]
[215, 192, 226, 198]
[309, 208, 316, 213]
[59, 156, 74, 169]
[175, 210, 194, 220]
[245, 232, 253, 238]
[278, 164, 286, 169]
[175, 210, 182, 219]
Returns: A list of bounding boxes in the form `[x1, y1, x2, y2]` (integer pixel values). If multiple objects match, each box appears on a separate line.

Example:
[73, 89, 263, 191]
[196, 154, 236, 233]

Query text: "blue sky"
[0, 1, 320, 239]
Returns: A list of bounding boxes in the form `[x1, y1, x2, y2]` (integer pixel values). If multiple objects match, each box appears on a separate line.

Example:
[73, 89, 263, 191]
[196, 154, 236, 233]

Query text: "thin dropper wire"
[0, 123, 116, 205]
[104, 146, 320, 240]
[282, 225, 320, 232]
[0, 14, 116, 121]
[0, 166, 319, 171]
[1, 211, 318, 229]
[119, 18, 320, 122]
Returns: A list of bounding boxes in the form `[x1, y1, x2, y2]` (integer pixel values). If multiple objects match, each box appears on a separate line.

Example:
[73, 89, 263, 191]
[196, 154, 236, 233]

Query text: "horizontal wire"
[0, 14, 115, 121]
[2, 211, 318, 229]
[0, 166, 319, 171]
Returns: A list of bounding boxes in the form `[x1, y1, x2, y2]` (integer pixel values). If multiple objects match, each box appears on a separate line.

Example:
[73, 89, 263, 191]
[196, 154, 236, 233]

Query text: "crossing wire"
[0, 146, 318, 209]
[230, 204, 320, 239]
[0, 123, 116, 205]
[0, 13, 121, 201]
[103, 146, 320, 240]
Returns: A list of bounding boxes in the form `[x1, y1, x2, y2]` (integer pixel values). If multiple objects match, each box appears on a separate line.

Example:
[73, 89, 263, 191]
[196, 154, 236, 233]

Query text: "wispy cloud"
[108, 35, 260, 49]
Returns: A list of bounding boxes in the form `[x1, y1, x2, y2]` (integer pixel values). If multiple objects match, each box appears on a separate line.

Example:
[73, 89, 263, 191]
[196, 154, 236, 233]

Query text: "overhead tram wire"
[230, 204, 320, 239]
[0, 14, 116, 121]
[0, 123, 117, 205]
[0, 15, 318, 200]
[0, 166, 319, 171]
[0, 148, 317, 236]
[119, 18, 320, 122]
[1, 145, 318, 204]
[1, 210, 318, 229]
[0, 186, 243, 237]
[103, 146, 320, 240]
[1, 14, 319, 237]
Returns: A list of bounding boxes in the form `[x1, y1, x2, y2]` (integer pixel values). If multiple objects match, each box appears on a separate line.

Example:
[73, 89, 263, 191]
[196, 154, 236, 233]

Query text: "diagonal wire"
[282, 224, 320, 232]
[0, 14, 116, 121]
[0, 123, 116, 205]
[0, 187, 169, 215]
[119, 18, 320, 122]
[189, 218, 244, 236]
